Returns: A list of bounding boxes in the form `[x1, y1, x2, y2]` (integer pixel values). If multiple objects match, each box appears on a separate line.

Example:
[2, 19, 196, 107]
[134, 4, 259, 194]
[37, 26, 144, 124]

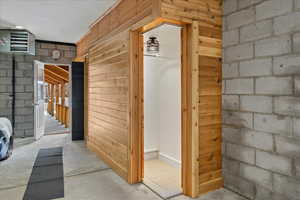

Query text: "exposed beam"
[45, 68, 68, 82]
[44, 76, 58, 85]
[45, 74, 61, 85]
[57, 65, 69, 71]
[45, 70, 64, 83]
[45, 65, 69, 81]
[45, 79, 58, 85]
[45, 74, 60, 84]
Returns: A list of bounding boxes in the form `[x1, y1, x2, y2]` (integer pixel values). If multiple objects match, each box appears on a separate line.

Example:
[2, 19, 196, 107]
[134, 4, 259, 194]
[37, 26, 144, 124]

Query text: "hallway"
[0, 134, 246, 200]
[44, 114, 69, 135]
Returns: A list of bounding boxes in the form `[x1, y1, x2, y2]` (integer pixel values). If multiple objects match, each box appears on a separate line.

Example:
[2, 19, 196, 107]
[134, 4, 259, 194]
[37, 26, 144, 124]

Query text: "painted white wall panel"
[144, 24, 181, 165]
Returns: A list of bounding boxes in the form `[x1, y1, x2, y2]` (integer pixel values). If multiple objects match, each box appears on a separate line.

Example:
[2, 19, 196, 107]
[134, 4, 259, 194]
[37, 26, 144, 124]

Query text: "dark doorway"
[71, 62, 84, 141]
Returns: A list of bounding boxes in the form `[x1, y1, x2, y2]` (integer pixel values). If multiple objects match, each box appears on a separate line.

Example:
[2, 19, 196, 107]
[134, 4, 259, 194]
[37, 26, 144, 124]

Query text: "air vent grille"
[10, 31, 28, 52]
[0, 29, 35, 55]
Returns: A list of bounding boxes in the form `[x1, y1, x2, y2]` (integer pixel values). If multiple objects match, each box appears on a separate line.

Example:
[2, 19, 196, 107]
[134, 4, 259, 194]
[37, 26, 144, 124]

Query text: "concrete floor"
[44, 114, 69, 135]
[0, 134, 247, 200]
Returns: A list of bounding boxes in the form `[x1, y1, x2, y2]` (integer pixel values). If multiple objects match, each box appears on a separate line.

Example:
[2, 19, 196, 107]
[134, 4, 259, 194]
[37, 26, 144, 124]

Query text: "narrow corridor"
[44, 114, 69, 135]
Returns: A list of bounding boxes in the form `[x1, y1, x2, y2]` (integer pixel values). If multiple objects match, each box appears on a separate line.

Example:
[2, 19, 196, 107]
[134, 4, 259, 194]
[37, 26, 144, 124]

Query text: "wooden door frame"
[128, 18, 198, 197]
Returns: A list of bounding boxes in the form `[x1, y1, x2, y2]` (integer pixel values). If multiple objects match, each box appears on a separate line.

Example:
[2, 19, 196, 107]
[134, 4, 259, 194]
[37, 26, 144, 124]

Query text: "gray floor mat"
[23, 147, 64, 200]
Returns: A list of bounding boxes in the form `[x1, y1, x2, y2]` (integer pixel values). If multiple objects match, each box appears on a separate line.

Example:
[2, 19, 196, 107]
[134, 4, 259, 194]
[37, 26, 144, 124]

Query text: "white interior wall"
[144, 24, 181, 166]
[144, 57, 160, 152]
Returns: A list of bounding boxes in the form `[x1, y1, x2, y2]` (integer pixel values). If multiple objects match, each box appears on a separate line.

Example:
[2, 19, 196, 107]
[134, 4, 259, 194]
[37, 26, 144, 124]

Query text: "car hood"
[0, 118, 12, 139]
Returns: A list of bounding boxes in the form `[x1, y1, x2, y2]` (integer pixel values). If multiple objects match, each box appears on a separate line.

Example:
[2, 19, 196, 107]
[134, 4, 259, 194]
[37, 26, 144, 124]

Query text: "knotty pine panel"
[161, 0, 222, 27]
[198, 32, 222, 195]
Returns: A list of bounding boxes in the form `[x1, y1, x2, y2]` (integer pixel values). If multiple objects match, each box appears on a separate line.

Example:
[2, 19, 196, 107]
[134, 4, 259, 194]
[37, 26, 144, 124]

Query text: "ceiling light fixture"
[15, 26, 24, 29]
[146, 36, 159, 54]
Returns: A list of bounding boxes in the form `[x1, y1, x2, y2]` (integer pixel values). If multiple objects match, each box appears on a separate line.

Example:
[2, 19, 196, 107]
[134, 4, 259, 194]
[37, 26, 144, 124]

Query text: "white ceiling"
[0, 0, 117, 43]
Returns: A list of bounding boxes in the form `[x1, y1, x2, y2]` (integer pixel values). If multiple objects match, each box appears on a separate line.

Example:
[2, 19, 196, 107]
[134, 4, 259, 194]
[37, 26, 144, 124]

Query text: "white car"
[0, 118, 13, 160]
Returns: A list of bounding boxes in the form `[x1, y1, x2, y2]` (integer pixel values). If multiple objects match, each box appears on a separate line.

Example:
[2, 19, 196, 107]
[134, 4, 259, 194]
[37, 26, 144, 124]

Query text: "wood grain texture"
[197, 20, 223, 197]
[160, 0, 223, 196]
[78, 0, 223, 198]
[161, 0, 222, 26]
[87, 31, 130, 179]
[128, 31, 144, 184]
[76, 0, 155, 58]
[190, 21, 200, 196]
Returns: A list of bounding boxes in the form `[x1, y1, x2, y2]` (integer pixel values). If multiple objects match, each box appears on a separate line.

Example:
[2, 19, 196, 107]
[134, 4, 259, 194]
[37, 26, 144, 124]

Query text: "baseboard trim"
[198, 177, 223, 196]
[144, 149, 158, 160]
[159, 152, 181, 168]
[144, 149, 181, 168]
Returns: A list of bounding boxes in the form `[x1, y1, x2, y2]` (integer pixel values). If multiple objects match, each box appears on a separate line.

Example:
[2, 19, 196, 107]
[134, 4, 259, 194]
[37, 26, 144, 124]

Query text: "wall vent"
[10, 31, 29, 52]
[0, 29, 35, 55]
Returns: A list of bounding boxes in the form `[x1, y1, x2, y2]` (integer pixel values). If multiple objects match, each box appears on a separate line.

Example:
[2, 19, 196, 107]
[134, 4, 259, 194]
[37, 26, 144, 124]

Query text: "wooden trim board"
[129, 18, 196, 197]
[190, 21, 200, 196]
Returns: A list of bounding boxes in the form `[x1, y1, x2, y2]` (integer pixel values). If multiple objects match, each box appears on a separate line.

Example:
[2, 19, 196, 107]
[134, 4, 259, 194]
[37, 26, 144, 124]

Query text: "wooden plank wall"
[78, 0, 222, 197]
[77, 0, 154, 58]
[87, 31, 130, 179]
[160, 0, 223, 196]
[83, 0, 156, 182]
[161, 0, 222, 26]
[198, 25, 222, 194]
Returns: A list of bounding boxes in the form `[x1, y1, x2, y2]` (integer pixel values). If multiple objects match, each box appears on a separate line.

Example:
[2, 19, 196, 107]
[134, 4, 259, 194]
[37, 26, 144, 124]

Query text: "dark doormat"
[23, 147, 64, 200]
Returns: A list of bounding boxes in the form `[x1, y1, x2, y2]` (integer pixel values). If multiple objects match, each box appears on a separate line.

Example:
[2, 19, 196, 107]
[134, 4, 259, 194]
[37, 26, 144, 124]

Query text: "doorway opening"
[142, 24, 182, 198]
[44, 64, 70, 135]
[34, 61, 71, 140]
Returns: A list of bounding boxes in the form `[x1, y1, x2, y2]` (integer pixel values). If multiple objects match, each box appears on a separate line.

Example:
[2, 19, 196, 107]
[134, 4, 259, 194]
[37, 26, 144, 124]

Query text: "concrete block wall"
[223, 0, 300, 199]
[0, 41, 75, 138]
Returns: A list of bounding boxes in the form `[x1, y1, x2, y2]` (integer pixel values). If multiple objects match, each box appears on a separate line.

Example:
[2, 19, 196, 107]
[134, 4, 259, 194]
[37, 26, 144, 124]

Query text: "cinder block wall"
[222, 0, 300, 199]
[0, 41, 75, 138]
